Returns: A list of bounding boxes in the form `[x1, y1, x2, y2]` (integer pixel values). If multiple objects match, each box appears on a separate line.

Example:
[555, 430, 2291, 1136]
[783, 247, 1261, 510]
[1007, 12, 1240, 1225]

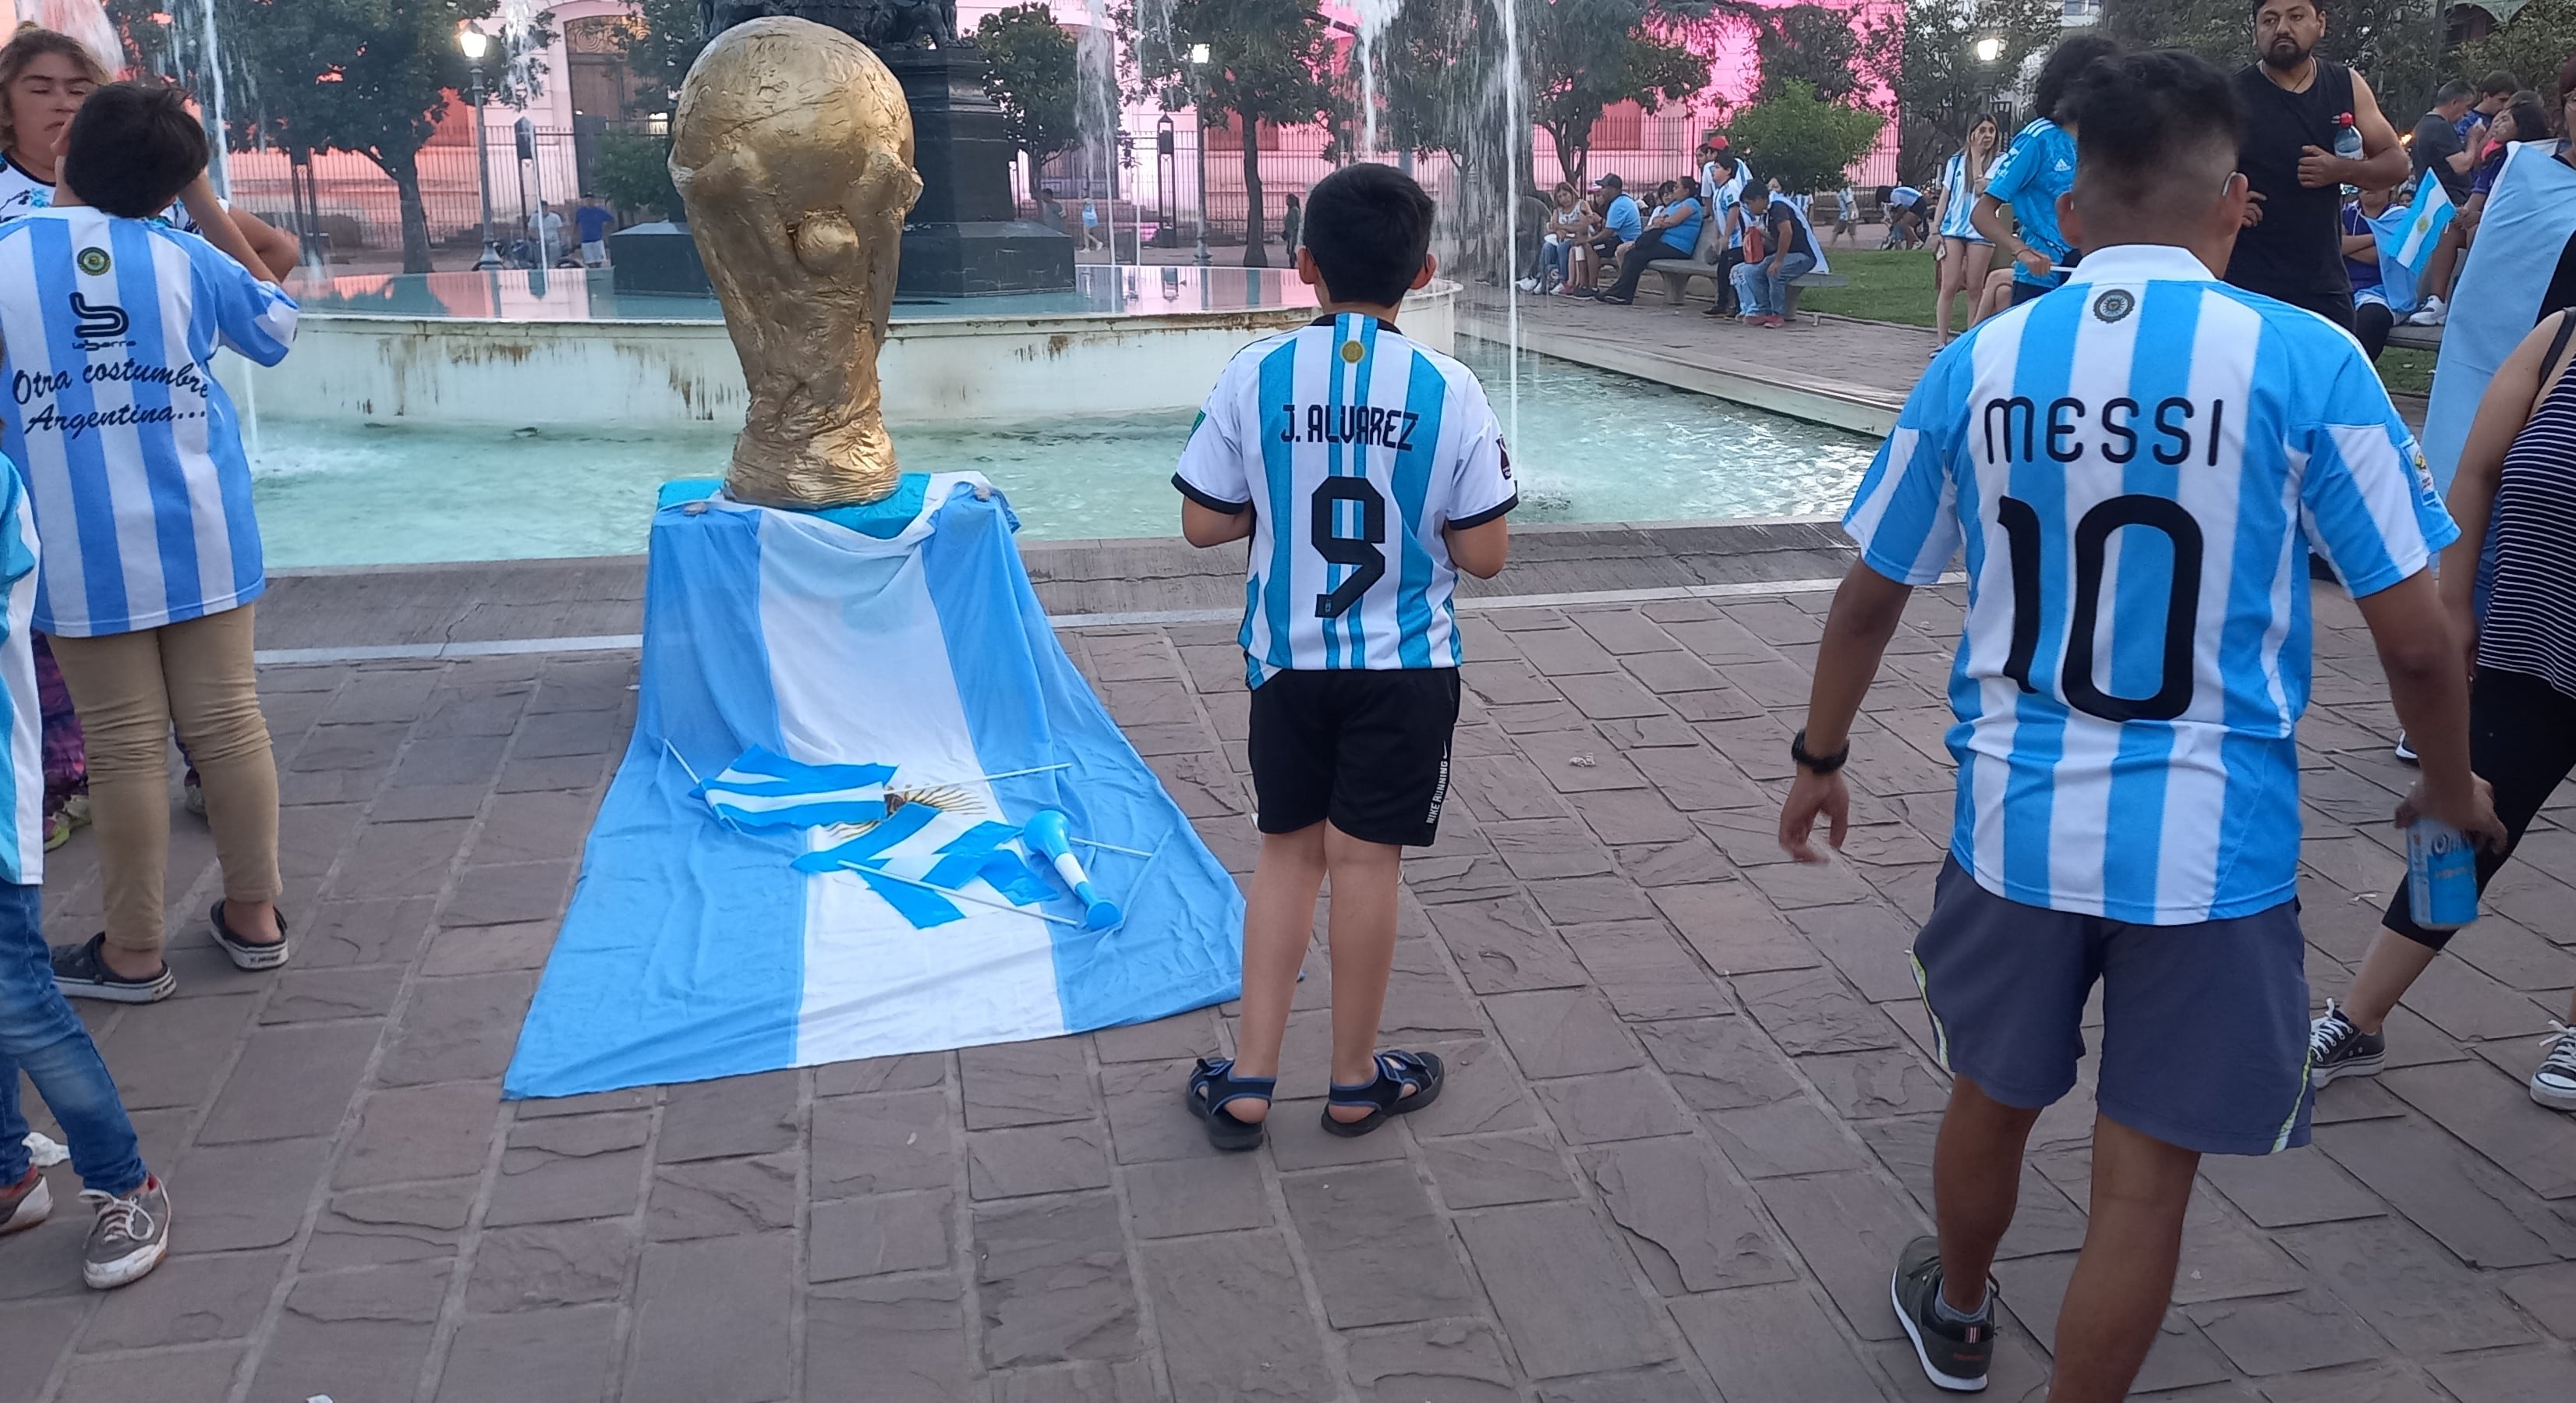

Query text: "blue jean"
[1538, 240, 1570, 285]
[0, 881, 146, 1195]
[1731, 251, 1816, 316]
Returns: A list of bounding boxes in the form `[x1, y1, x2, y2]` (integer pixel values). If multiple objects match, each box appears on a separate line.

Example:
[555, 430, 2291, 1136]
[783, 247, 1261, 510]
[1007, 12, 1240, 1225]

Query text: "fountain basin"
[239, 266, 1454, 428]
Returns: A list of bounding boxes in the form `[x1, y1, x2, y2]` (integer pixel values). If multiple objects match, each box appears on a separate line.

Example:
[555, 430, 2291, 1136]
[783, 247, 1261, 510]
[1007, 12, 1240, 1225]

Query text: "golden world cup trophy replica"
[670, 16, 923, 508]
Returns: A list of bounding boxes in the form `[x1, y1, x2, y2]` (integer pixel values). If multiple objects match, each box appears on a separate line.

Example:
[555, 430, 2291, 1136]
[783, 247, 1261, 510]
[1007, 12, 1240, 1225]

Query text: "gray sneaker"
[81, 1176, 169, 1289]
[1891, 1235, 1993, 1392]
[1, 1166, 51, 1236]
[2309, 1001, 2386, 1089]
[2532, 1025, 2576, 1111]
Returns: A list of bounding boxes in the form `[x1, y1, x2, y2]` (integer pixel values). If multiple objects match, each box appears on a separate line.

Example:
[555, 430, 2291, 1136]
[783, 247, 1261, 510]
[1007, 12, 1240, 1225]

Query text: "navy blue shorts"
[1912, 859, 2313, 1157]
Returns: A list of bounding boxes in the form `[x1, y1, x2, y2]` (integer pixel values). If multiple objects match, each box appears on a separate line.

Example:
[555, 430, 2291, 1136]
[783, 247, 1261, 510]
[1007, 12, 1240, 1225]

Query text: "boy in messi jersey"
[1172, 163, 1513, 1150]
[1779, 52, 2503, 1400]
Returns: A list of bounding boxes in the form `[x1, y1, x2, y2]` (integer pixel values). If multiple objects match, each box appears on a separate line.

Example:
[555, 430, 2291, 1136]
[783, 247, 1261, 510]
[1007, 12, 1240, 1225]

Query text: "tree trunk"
[1543, 120, 1588, 192]
[1240, 120, 1267, 269]
[374, 144, 436, 274]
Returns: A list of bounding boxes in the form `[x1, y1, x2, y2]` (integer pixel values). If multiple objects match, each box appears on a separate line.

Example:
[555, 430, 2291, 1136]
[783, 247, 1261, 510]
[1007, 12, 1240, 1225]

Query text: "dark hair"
[61, 81, 205, 219]
[2481, 69, 2522, 97]
[1301, 161, 1434, 306]
[2438, 80, 2475, 105]
[2503, 93, 2550, 146]
[2066, 49, 2244, 210]
[1598, 172, 1623, 189]
[2033, 34, 2124, 125]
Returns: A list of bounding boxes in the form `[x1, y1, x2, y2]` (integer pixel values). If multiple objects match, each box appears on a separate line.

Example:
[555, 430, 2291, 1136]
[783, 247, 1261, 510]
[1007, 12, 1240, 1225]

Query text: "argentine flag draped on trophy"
[504, 474, 1244, 1099]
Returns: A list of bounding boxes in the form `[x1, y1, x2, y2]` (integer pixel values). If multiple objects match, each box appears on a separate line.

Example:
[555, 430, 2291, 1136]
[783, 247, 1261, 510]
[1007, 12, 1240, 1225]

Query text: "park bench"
[2386, 321, 2443, 353]
[1644, 213, 1849, 321]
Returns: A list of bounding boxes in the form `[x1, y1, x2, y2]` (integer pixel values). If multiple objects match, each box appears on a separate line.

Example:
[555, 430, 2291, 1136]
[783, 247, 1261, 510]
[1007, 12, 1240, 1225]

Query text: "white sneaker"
[2533, 1022, 2576, 1111]
[1515, 278, 1541, 293]
[2408, 296, 2448, 327]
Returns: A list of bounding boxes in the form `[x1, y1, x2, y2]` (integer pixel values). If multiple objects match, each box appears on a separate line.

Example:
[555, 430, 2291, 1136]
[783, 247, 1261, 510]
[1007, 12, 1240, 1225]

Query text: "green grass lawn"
[1801, 248, 2432, 399]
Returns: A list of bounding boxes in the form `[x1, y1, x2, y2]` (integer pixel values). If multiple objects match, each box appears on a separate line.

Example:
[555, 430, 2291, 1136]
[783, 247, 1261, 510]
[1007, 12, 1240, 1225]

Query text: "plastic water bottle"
[2405, 818, 2479, 930]
[2334, 114, 2364, 163]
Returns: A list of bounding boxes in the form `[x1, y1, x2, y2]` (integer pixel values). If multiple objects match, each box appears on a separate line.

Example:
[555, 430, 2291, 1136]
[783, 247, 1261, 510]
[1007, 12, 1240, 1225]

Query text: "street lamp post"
[1189, 43, 1211, 267]
[460, 28, 501, 271]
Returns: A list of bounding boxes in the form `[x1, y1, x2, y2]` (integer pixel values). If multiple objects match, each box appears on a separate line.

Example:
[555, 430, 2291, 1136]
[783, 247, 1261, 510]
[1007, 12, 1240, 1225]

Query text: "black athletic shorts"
[1247, 668, 1461, 847]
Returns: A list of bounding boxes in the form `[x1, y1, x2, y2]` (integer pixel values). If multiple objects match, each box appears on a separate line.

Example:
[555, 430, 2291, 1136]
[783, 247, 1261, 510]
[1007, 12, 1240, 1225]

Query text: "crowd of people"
[0, 25, 302, 1295]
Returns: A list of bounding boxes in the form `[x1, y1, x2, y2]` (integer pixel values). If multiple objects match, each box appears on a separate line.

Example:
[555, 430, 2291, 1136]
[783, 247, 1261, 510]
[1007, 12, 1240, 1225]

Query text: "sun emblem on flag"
[2091, 289, 2135, 324]
[824, 784, 981, 843]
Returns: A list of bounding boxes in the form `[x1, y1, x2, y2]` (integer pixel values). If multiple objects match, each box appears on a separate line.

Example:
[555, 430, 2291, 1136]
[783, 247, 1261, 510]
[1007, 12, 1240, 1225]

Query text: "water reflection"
[285, 264, 1322, 323]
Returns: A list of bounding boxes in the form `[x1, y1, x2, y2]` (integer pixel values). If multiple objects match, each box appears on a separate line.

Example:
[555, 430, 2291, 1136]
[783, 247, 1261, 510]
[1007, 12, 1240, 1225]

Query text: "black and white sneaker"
[2531, 1022, 2576, 1111]
[2393, 732, 2418, 766]
[1891, 1235, 1992, 1392]
[49, 934, 175, 1004]
[2309, 1001, 2386, 1088]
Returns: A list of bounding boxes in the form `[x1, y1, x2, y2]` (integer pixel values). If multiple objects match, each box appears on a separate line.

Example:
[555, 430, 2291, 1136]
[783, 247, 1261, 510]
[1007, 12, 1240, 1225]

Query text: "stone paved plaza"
[4, 544, 2575, 1403]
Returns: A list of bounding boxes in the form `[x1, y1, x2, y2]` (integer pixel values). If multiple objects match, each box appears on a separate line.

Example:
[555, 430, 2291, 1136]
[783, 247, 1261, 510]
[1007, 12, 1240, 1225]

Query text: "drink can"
[2406, 818, 2479, 931]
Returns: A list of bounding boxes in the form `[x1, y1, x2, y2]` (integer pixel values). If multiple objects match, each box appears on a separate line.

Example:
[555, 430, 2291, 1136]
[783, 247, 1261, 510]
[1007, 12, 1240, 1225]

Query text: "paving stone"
[370, 782, 488, 822]
[1453, 753, 1576, 821]
[1569, 788, 1698, 846]
[1565, 918, 1731, 1021]
[814, 1050, 947, 1096]
[1800, 1046, 1951, 1119]
[436, 1304, 619, 1403]
[2315, 1116, 2576, 1267]
[465, 1219, 641, 1311]
[487, 1111, 651, 1226]
[1142, 1231, 1336, 1398]
[1736, 965, 1902, 1055]
[259, 964, 406, 1023]
[990, 1359, 1161, 1403]
[55, 1345, 246, 1403]
[625, 1232, 794, 1403]
[1650, 880, 1822, 975]
[471, 788, 602, 864]
[812, 1086, 957, 1193]
[1583, 1136, 1797, 1294]
[1534, 1066, 1693, 1143]
[1637, 1017, 1804, 1111]
[1487, 987, 1644, 1079]
[968, 1120, 1114, 1199]
[646, 1152, 798, 1241]
[375, 971, 537, 1086]
[81, 1249, 285, 1350]
[1532, 1366, 1713, 1403]
[1279, 1163, 1478, 1327]
[655, 1069, 800, 1162]
[1669, 1281, 1884, 1400]
[329, 817, 470, 899]
[439, 860, 575, 927]
[1753, 1169, 1929, 1341]
[1488, 817, 1619, 880]
[807, 1274, 976, 1403]
[1425, 895, 1591, 994]
[2497, 1263, 2576, 1338]
[1123, 1153, 1272, 1238]
[253, 1259, 451, 1403]
[2400, 958, 2558, 1041]
[1399, 1038, 1542, 1138]
[1743, 856, 1883, 909]
[2184, 1289, 2386, 1376]
[2383, 1059, 2576, 1199]
[974, 1191, 1142, 1366]
[1266, 1098, 1414, 1169]
[1424, 1130, 1579, 1209]
[1343, 1320, 1518, 1403]
[1527, 873, 1661, 924]
[2257, 1366, 2470, 1403]
[2169, 1213, 2311, 1305]
[196, 1020, 381, 1144]
[2196, 1144, 2386, 1228]
[1787, 901, 1925, 1004]
[1091, 1008, 1222, 1064]
[297, 895, 438, 968]
[962, 1036, 1098, 1128]
[306, 1178, 479, 1270]
[2427, 1347, 2576, 1402]
[0, 1297, 84, 1391]
[1100, 1058, 1228, 1164]
[1614, 836, 1737, 890]
[809, 1187, 954, 1281]
[1456, 1202, 1676, 1379]
[99, 993, 257, 1110]
[1997, 1252, 2245, 1392]
[1637, 744, 1766, 812]
[176, 1136, 334, 1249]
[2279, 1217, 2538, 1355]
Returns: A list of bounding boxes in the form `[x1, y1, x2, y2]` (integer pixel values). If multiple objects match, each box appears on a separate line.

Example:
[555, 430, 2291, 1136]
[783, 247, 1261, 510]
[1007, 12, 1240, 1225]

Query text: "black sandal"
[1186, 1057, 1275, 1152]
[211, 900, 292, 972]
[1321, 1050, 1443, 1138]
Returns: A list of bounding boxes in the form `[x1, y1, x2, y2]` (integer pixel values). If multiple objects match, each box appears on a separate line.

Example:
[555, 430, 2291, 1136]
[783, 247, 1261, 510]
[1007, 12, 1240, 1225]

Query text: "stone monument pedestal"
[883, 46, 1074, 298]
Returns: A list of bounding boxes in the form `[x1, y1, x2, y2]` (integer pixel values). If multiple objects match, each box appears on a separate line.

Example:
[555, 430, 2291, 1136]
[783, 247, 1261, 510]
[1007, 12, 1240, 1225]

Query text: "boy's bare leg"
[1933, 1075, 2041, 1313]
[1320, 824, 1404, 1123]
[2048, 1115, 2199, 1403]
[1224, 824, 1328, 1124]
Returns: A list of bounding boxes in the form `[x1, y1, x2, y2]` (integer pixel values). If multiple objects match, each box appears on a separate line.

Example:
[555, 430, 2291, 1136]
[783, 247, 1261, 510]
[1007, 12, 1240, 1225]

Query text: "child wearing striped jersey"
[1782, 51, 2503, 1398]
[5, 84, 299, 1004]
[1173, 164, 1513, 1150]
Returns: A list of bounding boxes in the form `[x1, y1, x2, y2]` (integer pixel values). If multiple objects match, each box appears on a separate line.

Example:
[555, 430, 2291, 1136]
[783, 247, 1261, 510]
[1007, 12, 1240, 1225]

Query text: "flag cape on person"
[504, 475, 1244, 1100]
[2422, 142, 2576, 492]
[2369, 179, 2454, 314]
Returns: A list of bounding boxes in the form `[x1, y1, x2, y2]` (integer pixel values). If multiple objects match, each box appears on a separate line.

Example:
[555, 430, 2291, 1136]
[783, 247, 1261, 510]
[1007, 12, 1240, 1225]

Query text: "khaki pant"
[49, 605, 280, 959]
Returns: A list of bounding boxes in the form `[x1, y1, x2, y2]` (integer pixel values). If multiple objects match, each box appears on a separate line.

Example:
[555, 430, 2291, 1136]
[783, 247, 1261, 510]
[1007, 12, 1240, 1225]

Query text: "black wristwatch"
[1790, 730, 1849, 775]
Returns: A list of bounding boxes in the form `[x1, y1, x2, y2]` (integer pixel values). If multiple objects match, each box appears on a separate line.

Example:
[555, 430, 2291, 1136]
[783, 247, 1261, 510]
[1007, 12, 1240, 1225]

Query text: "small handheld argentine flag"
[2372, 179, 2455, 313]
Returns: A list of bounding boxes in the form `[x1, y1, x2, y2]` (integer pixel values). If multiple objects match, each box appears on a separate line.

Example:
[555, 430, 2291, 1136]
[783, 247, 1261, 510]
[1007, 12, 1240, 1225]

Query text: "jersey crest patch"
[2090, 289, 2135, 324]
[75, 246, 108, 276]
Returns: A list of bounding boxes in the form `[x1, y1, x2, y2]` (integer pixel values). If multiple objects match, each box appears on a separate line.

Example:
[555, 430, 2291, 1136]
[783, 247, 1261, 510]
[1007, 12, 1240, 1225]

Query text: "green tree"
[1378, 0, 1510, 168]
[2098, 0, 2441, 115]
[589, 127, 681, 219]
[1860, 0, 2056, 177]
[617, 0, 710, 108]
[1123, 0, 1336, 266]
[2455, 0, 2576, 104]
[1757, 3, 1864, 102]
[1726, 77, 1884, 193]
[975, 4, 1081, 163]
[220, 0, 547, 272]
[1523, 0, 1713, 189]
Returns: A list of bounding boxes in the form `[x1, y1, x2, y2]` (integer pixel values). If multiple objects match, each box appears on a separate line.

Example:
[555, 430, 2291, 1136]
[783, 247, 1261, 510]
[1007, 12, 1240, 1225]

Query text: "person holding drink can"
[2309, 305, 2576, 1110]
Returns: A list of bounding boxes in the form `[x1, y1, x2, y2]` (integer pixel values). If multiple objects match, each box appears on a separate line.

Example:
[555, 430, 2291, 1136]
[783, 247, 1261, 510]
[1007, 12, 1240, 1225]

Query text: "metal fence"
[224, 126, 585, 267]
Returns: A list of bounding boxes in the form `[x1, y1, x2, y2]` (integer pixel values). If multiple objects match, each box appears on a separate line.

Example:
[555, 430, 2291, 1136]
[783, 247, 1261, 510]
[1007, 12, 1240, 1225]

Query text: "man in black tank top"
[2224, 0, 2408, 328]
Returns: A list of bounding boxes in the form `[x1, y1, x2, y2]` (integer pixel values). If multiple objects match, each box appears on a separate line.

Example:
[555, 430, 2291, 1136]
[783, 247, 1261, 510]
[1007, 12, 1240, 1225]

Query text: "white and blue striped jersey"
[1174, 314, 1516, 686]
[1845, 243, 2455, 924]
[0, 207, 296, 637]
[0, 155, 200, 232]
[0, 459, 41, 884]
